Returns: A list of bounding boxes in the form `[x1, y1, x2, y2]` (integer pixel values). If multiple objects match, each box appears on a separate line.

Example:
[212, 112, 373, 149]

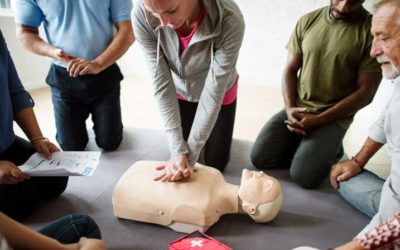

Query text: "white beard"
[378, 55, 400, 79]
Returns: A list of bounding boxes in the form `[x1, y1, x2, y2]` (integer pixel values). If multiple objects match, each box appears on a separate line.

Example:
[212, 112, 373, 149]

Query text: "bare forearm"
[14, 107, 43, 141]
[318, 89, 375, 124]
[282, 53, 301, 110]
[318, 73, 381, 124]
[16, 26, 57, 59]
[0, 212, 74, 250]
[353, 137, 384, 167]
[93, 21, 134, 71]
[282, 69, 298, 109]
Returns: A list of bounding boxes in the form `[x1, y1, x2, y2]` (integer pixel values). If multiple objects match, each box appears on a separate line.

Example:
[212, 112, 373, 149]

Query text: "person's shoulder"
[217, 0, 242, 14]
[132, 2, 160, 31]
[132, 2, 145, 17]
[298, 6, 327, 25]
[292, 6, 326, 34]
[357, 7, 373, 28]
[216, 0, 244, 25]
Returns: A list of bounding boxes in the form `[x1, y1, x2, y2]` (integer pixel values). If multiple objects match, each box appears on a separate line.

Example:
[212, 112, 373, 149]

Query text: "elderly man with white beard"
[329, 0, 400, 242]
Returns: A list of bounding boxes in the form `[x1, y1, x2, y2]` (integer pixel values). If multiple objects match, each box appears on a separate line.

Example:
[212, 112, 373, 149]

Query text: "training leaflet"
[19, 151, 101, 176]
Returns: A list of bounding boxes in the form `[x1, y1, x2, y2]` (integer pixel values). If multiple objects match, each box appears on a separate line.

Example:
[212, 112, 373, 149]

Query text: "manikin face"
[238, 169, 282, 223]
[329, 0, 364, 21]
[371, 3, 400, 79]
[239, 170, 280, 208]
[143, 0, 196, 30]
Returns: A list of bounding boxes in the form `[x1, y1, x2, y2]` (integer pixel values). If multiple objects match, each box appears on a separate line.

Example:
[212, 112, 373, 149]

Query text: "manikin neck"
[238, 198, 246, 214]
[218, 183, 240, 215]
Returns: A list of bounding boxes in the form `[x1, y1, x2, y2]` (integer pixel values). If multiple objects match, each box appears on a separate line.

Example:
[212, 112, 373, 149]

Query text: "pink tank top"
[176, 7, 238, 105]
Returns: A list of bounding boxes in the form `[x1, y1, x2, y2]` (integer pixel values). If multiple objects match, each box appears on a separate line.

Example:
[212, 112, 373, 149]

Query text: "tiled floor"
[23, 76, 392, 179]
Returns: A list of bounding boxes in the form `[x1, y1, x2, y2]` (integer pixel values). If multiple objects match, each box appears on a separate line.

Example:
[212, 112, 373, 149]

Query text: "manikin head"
[329, 0, 365, 21]
[142, 0, 200, 30]
[238, 169, 282, 223]
[371, 0, 400, 79]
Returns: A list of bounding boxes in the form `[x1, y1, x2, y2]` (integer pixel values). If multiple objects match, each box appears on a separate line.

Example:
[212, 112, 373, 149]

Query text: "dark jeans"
[251, 110, 346, 188]
[46, 64, 124, 151]
[39, 213, 101, 244]
[178, 99, 236, 172]
[0, 137, 68, 220]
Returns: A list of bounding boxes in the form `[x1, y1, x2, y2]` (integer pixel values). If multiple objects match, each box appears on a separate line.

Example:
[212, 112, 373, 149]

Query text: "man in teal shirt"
[251, 0, 382, 188]
[14, 0, 134, 151]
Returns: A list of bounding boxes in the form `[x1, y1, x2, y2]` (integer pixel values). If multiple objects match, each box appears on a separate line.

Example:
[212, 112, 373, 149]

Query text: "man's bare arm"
[67, 20, 135, 77]
[317, 72, 382, 125]
[16, 25, 70, 64]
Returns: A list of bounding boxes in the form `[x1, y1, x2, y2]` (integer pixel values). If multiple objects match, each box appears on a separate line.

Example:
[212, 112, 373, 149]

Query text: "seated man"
[250, 0, 382, 188]
[294, 212, 400, 250]
[113, 161, 282, 233]
[0, 30, 68, 219]
[330, 0, 400, 238]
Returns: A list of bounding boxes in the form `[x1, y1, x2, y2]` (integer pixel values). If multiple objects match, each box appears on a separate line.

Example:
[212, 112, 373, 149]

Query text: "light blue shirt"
[14, 0, 133, 67]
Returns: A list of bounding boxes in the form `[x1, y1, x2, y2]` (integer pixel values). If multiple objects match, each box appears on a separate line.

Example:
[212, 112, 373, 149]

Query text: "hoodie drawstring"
[155, 31, 161, 79]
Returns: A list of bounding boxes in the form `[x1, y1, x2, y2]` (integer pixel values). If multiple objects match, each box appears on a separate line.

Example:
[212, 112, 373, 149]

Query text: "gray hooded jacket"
[133, 0, 245, 165]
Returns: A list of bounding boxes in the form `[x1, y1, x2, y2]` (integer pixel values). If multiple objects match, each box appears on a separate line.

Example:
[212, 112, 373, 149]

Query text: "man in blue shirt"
[14, 0, 134, 151]
[0, 30, 68, 219]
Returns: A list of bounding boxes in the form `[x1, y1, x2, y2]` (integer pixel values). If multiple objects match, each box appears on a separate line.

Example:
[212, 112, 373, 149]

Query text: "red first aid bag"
[169, 230, 232, 250]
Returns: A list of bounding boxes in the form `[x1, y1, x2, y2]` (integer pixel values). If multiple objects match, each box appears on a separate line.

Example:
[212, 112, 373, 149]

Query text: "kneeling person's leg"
[290, 122, 346, 188]
[251, 110, 301, 169]
[203, 100, 236, 172]
[92, 82, 123, 151]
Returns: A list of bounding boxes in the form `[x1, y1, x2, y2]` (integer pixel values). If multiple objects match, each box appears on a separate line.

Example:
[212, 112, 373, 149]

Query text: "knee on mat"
[290, 171, 323, 189]
[96, 135, 122, 151]
[250, 150, 272, 170]
[42, 177, 69, 199]
[59, 138, 88, 151]
[250, 148, 263, 169]
[70, 213, 102, 239]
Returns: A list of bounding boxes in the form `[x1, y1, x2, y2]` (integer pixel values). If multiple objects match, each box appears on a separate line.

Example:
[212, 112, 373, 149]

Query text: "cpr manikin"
[112, 161, 282, 233]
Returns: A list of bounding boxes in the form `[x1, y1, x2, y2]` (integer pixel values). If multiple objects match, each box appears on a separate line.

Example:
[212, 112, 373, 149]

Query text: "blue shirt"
[13, 0, 133, 67]
[0, 31, 34, 153]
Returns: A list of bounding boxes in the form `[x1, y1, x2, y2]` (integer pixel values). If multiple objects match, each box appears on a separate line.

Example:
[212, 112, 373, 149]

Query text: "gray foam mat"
[22, 128, 369, 250]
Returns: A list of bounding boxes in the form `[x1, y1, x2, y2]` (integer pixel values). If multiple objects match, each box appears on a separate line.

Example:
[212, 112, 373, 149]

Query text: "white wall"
[119, 0, 376, 86]
[1, 0, 376, 89]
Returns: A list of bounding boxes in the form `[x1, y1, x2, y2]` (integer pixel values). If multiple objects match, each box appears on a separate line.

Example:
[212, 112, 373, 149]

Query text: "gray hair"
[373, 0, 400, 24]
[373, 0, 400, 12]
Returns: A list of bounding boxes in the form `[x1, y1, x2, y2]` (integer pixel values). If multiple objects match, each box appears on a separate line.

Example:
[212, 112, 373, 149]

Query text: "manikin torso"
[113, 161, 282, 233]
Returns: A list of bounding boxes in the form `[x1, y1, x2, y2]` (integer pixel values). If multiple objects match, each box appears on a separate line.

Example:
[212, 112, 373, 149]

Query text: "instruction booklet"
[19, 151, 101, 176]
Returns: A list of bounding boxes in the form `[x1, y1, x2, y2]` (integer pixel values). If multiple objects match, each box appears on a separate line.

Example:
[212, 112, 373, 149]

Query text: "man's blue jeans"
[39, 214, 101, 244]
[337, 169, 384, 218]
[46, 64, 124, 151]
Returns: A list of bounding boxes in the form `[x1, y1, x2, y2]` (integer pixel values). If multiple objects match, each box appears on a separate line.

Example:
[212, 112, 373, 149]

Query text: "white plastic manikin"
[112, 161, 282, 233]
